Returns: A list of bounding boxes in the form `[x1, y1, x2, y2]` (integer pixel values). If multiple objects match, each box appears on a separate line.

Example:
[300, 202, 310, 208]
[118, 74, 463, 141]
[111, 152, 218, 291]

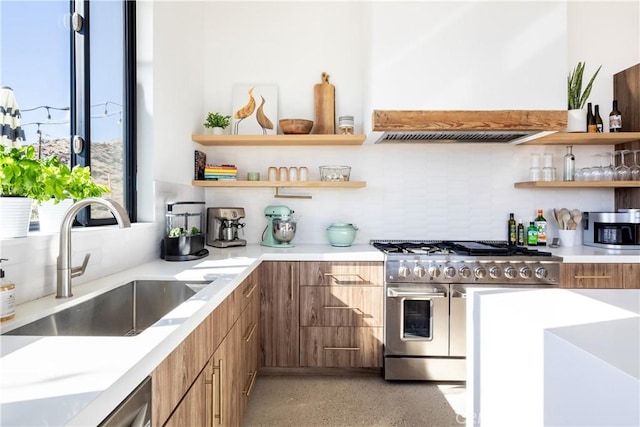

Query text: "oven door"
[385, 284, 449, 357]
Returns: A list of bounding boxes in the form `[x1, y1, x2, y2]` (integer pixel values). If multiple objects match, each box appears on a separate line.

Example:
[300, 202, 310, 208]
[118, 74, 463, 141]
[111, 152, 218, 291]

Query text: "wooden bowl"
[279, 119, 313, 135]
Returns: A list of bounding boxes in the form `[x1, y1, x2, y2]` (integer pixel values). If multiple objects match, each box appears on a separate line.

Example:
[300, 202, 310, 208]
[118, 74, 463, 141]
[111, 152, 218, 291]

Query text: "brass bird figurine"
[255, 95, 273, 135]
[234, 87, 256, 134]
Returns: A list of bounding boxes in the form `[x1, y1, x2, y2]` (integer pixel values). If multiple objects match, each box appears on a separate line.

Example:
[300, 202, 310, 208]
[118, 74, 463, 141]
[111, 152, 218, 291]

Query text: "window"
[0, 0, 136, 225]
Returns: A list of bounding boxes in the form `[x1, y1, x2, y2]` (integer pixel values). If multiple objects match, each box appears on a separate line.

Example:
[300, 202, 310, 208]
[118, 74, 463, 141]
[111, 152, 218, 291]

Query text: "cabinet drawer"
[300, 286, 383, 327]
[560, 263, 623, 288]
[299, 262, 383, 287]
[300, 327, 383, 368]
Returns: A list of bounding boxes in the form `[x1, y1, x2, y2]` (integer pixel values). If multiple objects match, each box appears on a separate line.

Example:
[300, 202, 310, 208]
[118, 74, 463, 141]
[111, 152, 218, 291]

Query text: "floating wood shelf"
[514, 181, 640, 188]
[520, 132, 640, 146]
[192, 134, 366, 146]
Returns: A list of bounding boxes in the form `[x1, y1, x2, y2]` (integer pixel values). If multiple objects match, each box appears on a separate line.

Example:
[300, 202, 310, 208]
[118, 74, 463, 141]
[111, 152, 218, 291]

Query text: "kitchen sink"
[2, 279, 212, 337]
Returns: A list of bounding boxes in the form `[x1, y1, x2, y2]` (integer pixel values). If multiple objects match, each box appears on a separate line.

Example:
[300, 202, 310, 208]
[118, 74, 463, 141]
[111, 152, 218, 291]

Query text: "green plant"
[0, 144, 43, 198]
[204, 112, 231, 129]
[568, 62, 602, 110]
[64, 164, 111, 202]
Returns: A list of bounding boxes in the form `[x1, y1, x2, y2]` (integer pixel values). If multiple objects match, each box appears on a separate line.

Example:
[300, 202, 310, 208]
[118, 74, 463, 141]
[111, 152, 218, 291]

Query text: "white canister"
[289, 167, 298, 181]
[299, 167, 308, 182]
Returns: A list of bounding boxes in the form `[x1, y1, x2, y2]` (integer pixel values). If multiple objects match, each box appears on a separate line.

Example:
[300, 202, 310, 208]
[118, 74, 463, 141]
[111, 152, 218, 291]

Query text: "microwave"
[583, 209, 640, 250]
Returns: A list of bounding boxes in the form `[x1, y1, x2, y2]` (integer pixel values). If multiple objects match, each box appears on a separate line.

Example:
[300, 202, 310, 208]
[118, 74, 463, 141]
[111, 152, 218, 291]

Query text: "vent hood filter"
[369, 110, 567, 144]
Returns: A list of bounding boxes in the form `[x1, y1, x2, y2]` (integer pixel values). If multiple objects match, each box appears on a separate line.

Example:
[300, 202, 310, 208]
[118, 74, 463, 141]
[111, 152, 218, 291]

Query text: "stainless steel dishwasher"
[99, 376, 151, 427]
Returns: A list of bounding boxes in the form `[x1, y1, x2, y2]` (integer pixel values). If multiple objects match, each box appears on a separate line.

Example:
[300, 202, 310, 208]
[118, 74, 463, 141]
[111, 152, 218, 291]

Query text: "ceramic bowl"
[279, 119, 313, 135]
[326, 223, 358, 247]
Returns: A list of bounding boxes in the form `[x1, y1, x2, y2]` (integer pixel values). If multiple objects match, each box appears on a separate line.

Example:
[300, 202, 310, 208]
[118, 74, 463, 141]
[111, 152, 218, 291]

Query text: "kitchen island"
[468, 287, 640, 427]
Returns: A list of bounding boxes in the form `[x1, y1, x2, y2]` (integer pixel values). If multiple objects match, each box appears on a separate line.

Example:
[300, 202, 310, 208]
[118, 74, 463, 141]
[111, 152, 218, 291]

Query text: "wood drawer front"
[299, 262, 383, 287]
[622, 264, 640, 289]
[300, 286, 383, 327]
[300, 327, 383, 368]
[561, 263, 623, 288]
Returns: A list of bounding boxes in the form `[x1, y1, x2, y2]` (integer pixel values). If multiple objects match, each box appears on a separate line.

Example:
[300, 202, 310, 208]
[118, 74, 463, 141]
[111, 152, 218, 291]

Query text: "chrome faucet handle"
[70, 253, 91, 278]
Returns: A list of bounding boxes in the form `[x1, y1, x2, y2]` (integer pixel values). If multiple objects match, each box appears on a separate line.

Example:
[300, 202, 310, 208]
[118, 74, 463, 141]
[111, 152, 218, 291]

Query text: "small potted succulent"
[567, 62, 601, 132]
[204, 112, 231, 135]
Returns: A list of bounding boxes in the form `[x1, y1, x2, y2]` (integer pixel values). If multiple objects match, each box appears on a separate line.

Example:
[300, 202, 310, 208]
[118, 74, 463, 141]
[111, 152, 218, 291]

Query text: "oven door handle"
[386, 288, 447, 298]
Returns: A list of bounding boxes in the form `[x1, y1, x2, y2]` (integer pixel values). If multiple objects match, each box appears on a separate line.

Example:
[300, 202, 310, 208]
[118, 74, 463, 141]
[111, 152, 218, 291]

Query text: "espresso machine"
[261, 205, 296, 248]
[206, 207, 247, 248]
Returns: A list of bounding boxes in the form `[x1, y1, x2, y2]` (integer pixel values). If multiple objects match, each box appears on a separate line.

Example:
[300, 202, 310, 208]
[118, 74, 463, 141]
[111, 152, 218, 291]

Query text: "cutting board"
[312, 72, 335, 134]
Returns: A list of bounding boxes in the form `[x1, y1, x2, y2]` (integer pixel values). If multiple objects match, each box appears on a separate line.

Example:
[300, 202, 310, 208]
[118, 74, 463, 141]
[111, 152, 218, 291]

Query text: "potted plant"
[0, 144, 43, 237]
[34, 156, 110, 232]
[567, 62, 601, 132]
[204, 112, 231, 135]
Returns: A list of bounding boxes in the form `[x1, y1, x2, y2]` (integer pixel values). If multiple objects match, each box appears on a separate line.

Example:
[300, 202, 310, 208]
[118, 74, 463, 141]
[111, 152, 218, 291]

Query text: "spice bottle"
[0, 259, 15, 323]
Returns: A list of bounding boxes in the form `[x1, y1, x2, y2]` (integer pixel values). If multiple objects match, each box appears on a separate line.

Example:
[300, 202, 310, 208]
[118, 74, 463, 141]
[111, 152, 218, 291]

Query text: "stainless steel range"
[372, 240, 562, 381]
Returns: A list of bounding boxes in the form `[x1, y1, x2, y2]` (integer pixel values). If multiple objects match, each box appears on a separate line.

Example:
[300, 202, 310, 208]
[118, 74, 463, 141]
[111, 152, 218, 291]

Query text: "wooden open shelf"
[192, 180, 366, 188]
[192, 134, 366, 146]
[520, 132, 640, 146]
[514, 181, 640, 188]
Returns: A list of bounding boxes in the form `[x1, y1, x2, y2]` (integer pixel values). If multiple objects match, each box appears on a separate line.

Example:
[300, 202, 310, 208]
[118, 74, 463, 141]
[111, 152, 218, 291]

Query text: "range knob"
[444, 266, 457, 279]
[474, 266, 487, 279]
[398, 265, 411, 278]
[414, 265, 426, 278]
[489, 266, 502, 279]
[459, 266, 471, 278]
[535, 267, 548, 279]
[428, 265, 441, 279]
[504, 266, 518, 279]
[519, 266, 533, 279]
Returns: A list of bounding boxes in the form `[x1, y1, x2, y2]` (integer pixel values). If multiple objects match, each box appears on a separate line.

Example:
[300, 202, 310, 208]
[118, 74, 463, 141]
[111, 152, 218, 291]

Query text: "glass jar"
[299, 167, 308, 182]
[337, 116, 354, 135]
[268, 167, 277, 181]
[289, 167, 298, 181]
[278, 167, 289, 181]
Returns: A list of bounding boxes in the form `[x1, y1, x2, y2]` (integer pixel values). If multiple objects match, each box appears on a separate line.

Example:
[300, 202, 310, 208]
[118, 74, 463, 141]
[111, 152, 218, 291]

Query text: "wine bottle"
[587, 102, 597, 133]
[534, 209, 547, 246]
[508, 213, 517, 246]
[527, 222, 538, 246]
[517, 221, 525, 246]
[594, 105, 603, 132]
[563, 145, 575, 181]
[609, 100, 622, 132]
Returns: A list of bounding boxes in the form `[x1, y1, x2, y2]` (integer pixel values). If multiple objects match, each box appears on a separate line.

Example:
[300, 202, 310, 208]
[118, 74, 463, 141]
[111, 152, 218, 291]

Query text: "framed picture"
[231, 84, 278, 135]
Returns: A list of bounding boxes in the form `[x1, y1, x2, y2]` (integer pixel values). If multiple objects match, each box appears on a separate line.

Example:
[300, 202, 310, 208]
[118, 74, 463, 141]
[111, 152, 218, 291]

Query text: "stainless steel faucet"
[56, 198, 131, 298]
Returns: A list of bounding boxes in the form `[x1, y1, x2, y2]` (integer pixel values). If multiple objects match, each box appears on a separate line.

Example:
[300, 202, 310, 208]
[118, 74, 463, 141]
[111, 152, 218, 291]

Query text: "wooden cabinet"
[259, 261, 300, 367]
[622, 264, 640, 289]
[153, 273, 260, 427]
[299, 262, 383, 368]
[560, 263, 624, 288]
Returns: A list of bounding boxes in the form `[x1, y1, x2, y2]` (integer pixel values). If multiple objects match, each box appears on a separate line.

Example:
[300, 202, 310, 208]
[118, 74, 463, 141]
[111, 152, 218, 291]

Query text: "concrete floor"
[242, 375, 466, 427]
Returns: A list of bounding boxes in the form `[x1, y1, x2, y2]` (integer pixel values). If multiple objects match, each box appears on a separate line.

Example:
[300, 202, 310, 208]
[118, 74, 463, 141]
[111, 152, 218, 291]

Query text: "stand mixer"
[261, 205, 296, 248]
[206, 207, 247, 248]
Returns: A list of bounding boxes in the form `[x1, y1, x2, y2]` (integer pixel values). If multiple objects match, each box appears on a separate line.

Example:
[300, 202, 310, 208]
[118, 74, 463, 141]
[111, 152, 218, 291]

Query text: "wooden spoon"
[562, 212, 571, 230]
[572, 213, 583, 228]
[566, 219, 577, 230]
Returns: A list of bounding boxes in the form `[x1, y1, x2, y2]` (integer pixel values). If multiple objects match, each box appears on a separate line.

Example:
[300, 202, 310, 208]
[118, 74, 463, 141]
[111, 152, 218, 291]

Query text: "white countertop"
[546, 244, 640, 263]
[468, 288, 640, 427]
[0, 244, 382, 427]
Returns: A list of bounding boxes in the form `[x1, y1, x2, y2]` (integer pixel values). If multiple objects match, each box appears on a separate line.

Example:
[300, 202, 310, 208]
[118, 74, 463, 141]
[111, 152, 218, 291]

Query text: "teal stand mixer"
[261, 205, 296, 248]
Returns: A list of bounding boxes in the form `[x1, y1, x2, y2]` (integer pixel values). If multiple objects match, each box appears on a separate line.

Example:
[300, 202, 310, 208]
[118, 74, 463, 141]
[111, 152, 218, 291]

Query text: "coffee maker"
[206, 207, 247, 248]
[261, 205, 296, 248]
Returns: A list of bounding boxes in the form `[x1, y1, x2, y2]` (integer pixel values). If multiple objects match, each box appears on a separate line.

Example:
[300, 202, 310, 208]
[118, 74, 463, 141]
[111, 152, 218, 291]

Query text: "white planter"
[0, 196, 33, 238]
[566, 109, 586, 132]
[212, 127, 224, 135]
[37, 198, 73, 233]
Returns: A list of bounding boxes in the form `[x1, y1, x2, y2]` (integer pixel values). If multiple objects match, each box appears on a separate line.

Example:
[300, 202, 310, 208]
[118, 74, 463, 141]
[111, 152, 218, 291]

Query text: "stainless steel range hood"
[367, 110, 567, 144]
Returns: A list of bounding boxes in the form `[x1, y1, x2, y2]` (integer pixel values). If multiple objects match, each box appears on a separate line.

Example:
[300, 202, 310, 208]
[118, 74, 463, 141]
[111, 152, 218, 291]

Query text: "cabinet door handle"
[242, 371, 258, 396]
[323, 273, 365, 284]
[289, 264, 294, 301]
[243, 322, 257, 342]
[243, 282, 257, 298]
[323, 347, 360, 351]
[574, 275, 612, 279]
[204, 371, 215, 427]
[212, 360, 223, 425]
[323, 305, 364, 314]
